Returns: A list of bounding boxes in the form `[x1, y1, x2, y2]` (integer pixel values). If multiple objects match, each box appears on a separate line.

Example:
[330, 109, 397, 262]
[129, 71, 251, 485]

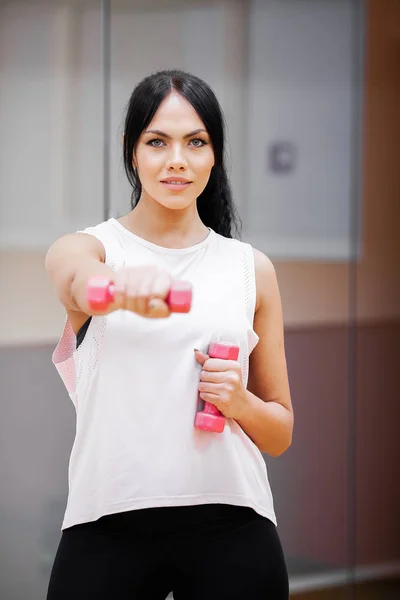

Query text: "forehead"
[147, 91, 206, 133]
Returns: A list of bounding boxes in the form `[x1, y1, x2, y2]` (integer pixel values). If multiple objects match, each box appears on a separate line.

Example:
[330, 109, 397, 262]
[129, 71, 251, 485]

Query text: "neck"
[119, 192, 209, 249]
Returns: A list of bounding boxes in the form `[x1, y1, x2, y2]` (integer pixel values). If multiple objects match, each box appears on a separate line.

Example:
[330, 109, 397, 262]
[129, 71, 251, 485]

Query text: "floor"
[291, 578, 400, 600]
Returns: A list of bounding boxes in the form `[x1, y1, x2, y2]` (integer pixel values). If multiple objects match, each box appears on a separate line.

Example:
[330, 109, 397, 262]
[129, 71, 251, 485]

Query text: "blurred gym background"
[0, 0, 399, 598]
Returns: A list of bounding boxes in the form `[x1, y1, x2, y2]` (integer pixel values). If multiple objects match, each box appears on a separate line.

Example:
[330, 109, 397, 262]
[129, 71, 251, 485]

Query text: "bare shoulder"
[252, 248, 279, 312]
[253, 247, 275, 277]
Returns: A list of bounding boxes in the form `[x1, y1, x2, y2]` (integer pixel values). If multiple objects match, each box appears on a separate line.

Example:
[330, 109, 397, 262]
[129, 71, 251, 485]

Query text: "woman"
[46, 69, 293, 600]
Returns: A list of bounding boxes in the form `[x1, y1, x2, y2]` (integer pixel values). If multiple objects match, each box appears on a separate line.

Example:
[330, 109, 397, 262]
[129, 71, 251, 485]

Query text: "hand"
[194, 349, 248, 420]
[113, 265, 172, 319]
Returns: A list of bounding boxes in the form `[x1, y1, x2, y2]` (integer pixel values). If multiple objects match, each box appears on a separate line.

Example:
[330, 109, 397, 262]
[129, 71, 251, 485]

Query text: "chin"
[157, 196, 194, 211]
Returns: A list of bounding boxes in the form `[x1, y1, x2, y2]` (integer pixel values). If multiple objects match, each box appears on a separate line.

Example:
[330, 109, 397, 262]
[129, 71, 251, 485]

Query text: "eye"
[147, 138, 165, 147]
[189, 138, 208, 147]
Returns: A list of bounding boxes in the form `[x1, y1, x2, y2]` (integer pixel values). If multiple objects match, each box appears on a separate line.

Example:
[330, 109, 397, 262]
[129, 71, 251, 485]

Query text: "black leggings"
[47, 504, 289, 600]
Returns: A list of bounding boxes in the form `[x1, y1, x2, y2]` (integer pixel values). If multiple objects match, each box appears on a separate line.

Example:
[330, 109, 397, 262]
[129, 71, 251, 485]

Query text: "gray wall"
[0, 346, 75, 599]
[1, 322, 399, 598]
[1, 0, 399, 599]
[0, 0, 359, 260]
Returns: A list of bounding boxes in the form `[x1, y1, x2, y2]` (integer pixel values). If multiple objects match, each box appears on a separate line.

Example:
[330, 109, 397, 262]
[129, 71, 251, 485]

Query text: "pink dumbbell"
[87, 275, 192, 313]
[194, 341, 240, 433]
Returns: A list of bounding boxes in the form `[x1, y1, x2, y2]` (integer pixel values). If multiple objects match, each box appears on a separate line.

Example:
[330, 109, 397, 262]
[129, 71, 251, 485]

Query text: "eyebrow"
[144, 128, 208, 140]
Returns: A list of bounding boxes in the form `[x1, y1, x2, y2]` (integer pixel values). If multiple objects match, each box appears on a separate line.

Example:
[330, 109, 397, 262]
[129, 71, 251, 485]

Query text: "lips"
[160, 178, 192, 191]
[160, 178, 192, 184]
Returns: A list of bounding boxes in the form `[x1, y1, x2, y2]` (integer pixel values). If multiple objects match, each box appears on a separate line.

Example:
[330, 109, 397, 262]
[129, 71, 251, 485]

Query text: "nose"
[165, 144, 188, 171]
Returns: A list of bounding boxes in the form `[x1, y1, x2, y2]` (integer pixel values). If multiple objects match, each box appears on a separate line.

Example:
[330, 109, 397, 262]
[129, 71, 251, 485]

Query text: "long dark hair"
[122, 69, 241, 239]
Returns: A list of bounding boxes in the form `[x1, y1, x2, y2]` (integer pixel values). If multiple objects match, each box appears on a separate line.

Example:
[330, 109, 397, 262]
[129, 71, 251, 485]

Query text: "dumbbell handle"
[194, 341, 240, 433]
[87, 275, 192, 313]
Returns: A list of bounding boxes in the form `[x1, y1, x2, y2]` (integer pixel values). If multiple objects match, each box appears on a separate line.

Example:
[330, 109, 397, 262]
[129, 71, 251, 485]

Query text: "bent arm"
[235, 250, 293, 457]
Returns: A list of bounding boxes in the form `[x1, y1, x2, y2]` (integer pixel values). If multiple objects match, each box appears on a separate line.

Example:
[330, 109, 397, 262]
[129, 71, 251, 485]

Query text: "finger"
[113, 271, 128, 310]
[131, 286, 150, 316]
[123, 273, 141, 313]
[124, 275, 152, 316]
[199, 370, 226, 383]
[194, 350, 209, 366]
[152, 270, 172, 300]
[135, 295, 150, 316]
[199, 392, 221, 405]
[135, 271, 156, 315]
[142, 270, 172, 318]
[202, 358, 240, 372]
[198, 382, 225, 394]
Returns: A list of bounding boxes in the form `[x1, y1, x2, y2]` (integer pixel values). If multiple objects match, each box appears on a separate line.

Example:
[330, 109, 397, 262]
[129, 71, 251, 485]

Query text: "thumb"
[147, 298, 171, 319]
[194, 349, 209, 365]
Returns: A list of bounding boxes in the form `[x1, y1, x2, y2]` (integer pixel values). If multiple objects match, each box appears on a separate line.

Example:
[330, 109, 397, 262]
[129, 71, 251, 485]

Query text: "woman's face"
[134, 91, 215, 210]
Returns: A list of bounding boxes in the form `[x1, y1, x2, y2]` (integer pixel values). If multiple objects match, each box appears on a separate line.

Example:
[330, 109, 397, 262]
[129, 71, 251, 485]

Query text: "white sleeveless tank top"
[53, 218, 276, 530]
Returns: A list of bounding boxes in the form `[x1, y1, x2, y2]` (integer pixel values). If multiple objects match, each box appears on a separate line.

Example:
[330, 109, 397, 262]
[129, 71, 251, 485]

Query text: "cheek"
[192, 150, 215, 178]
[136, 151, 164, 179]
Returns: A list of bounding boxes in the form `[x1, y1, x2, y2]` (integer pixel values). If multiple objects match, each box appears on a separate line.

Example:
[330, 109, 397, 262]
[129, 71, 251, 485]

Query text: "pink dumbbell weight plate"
[87, 275, 192, 313]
